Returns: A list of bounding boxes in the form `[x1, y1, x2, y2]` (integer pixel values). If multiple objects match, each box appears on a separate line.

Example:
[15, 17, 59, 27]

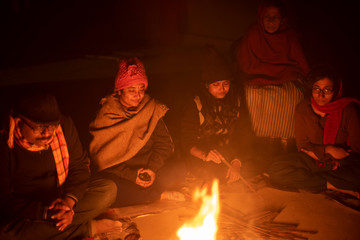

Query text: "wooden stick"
[220, 157, 257, 193]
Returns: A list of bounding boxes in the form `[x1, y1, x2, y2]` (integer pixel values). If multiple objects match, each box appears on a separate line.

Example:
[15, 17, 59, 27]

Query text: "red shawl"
[236, 3, 309, 85]
[311, 97, 360, 145]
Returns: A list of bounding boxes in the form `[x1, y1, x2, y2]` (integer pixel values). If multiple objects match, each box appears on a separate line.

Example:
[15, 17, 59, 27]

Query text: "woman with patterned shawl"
[180, 48, 257, 184]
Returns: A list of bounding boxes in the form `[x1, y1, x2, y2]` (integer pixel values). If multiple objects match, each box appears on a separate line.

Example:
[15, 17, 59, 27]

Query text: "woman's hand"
[136, 168, 156, 188]
[226, 158, 242, 183]
[325, 145, 350, 159]
[204, 149, 224, 164]
[189, 147, 224, 164]
[300, 148, 319, 160]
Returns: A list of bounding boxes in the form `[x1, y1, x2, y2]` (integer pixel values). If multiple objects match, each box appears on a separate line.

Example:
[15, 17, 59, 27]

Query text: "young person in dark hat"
[268, 66, 360, 210]
[0, 91, 120, 240]
[180, 47, 257, 184]
[89, 57, 187, 206]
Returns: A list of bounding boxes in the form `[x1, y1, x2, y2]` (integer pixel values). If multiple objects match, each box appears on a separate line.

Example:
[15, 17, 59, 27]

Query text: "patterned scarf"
[7, 116, 69, 186]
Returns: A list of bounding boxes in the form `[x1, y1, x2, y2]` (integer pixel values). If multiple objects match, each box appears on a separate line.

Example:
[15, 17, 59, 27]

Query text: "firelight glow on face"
[119, 83, 146, 108]
[263, 6, 283, 34]
[312, 77, 334, 106]
[207, 80, 230, 99]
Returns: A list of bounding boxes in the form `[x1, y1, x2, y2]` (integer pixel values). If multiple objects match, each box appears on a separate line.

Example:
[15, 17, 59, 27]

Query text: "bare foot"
[327, 182, 360, 199]
[160, 191, 186, 201]
[91, 219, 122, 236]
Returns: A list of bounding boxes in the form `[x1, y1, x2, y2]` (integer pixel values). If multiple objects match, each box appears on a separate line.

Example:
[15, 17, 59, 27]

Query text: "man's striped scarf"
[7, 116, 69, 186]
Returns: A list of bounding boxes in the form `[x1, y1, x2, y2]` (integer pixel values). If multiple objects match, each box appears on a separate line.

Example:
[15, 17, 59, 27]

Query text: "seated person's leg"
[322, 155, 360, 198]
[0, 216, 89, 240]
[109, 157, 187, 207]
[155, 156, 187, 190]
[267, 153, 327, 192]
[72, 178, 117, 224]
[246, 82, 303, 154]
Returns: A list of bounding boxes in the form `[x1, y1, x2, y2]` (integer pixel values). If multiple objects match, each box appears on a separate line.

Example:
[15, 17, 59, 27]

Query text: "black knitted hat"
[14, 91, 62, 124]
[201, 47, 233, 84]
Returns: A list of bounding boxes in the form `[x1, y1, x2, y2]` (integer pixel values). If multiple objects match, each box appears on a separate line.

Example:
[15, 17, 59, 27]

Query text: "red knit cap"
[114, 57, 148, 92]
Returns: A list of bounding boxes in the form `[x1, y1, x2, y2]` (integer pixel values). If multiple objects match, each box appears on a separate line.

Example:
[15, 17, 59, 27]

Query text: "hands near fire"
[226, 158, 242, 183]
[325, 145, 351, 170]
[47, 196, 75, 231]
[301, 145, 350, 170]
[204, 149, 225, 164]
[136, 168, 156, 188]
[300, 148, 319, 160]
[190, 147, 223, 164]
[325, 145, 350, 160]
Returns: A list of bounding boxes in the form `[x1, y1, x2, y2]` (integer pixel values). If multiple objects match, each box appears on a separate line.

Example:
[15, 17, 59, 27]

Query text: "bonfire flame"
[177, 180, 220, 240]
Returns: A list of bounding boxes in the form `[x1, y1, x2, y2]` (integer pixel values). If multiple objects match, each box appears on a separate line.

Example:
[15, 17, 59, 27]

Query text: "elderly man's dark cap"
[13, 91, 62, 124]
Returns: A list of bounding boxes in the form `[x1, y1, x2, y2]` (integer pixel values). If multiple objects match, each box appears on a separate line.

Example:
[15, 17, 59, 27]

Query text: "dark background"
[1, 0, 359, 75]
[0, 0, 359, 147]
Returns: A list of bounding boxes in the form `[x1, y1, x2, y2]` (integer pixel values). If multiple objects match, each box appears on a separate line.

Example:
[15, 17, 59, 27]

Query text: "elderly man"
[0, 91, 120, 240]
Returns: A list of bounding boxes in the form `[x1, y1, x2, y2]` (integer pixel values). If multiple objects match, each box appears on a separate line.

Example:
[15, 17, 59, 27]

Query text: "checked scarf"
[7, 116, 69, 186]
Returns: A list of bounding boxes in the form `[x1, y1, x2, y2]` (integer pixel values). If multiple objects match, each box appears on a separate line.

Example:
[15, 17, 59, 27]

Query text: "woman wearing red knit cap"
[89, 57, 186, 207]
[268, 65, 360, 210]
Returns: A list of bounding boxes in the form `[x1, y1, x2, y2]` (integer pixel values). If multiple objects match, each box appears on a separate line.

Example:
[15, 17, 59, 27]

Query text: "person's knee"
[267, 161, 291, 181]
[102, 179, 118, 204]
[91, 178, 118, 208]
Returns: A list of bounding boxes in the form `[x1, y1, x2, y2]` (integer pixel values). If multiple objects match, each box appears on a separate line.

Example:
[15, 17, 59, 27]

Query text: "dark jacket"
[295, 99, 360, 161]
[0, 116, 90, 223]
[180, 95, 254, 160]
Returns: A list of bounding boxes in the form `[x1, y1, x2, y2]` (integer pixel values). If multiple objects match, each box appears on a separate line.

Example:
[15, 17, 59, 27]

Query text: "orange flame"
[177, 180, 220, 240]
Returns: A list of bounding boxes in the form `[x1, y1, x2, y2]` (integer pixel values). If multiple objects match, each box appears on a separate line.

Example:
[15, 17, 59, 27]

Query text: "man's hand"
[48, 197, 75, 231]
[136, 168, 156, 188]
[52, 208, 74, 231]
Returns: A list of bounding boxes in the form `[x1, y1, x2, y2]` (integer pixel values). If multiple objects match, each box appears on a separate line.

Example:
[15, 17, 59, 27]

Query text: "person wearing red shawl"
[0, 91, 121, 240]
[235, 0, 310, 153]
[267, 66, 360, 210]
